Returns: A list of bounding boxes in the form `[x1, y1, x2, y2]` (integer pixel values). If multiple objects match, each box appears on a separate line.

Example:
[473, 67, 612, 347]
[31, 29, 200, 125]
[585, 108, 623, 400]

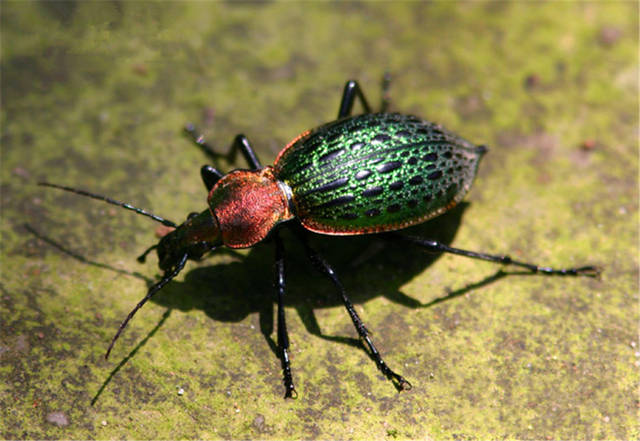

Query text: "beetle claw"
[577, 265, 602, 278]
[391, 373, 412, 391]
[399, 377, 413, 391]
[284, 386, 298, 400]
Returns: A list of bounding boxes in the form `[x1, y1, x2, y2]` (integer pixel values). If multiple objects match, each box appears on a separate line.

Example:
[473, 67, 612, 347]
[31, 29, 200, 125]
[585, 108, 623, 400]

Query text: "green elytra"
[38, 79, 599, 400]
[160, 112, 486, 251]
[274, 112, 487, 235]
[168, 112, 486, 250]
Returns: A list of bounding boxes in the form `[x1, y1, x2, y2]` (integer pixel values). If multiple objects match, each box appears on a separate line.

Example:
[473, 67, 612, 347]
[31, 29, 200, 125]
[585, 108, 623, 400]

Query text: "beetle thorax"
[208, 166, 294, 248]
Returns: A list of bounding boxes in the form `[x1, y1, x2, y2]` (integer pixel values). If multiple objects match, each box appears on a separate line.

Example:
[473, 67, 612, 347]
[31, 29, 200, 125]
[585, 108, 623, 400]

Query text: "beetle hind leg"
[295, 230, 412, 392]
[392, 234, 601, 277]
[337, 74, 393, 118]
[337, 80, 373, 118]
[380, 72, 392, 113]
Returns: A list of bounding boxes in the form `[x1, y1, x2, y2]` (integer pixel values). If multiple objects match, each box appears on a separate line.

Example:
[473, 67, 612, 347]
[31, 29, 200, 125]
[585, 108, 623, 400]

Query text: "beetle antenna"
[38, 182, 177, 228]
[105, 253, 188, 359]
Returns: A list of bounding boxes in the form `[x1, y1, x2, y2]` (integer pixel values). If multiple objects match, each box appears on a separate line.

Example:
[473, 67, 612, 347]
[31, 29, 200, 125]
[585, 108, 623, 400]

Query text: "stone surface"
[1, 2, 637, 439]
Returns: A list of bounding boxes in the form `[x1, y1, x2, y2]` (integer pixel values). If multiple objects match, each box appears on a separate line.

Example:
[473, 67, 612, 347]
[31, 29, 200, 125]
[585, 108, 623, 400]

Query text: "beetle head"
[156, 209, 222, 271]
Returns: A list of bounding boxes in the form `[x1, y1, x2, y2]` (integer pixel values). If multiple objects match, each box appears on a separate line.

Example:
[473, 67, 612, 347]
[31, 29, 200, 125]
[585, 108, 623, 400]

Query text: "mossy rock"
[1, 2, 637, 439]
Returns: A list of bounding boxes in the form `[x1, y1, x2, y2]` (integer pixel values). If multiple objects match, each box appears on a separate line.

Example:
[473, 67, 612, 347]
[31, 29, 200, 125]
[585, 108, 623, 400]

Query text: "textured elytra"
[274, 113, 487, 234]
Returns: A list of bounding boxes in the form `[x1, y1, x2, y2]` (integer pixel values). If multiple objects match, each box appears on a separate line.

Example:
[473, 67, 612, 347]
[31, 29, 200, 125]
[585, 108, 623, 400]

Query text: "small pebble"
[12, 167, 30, 179]
[524, 74, 540, 89]
[132, 64, 148, 76]
[46, 411, 69, 427]
[580, 139, 596, 151]
[253, 414, 265, 431]
[599, 26, 622, 46]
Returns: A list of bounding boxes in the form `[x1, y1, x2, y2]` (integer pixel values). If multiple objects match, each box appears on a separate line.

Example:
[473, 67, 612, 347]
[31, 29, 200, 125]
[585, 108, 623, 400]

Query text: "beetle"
[39, 78, 600, 398]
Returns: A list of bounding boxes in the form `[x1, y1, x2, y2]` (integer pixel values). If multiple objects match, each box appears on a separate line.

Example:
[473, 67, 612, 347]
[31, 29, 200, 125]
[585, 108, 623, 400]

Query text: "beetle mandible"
[40, 78, 600, 398]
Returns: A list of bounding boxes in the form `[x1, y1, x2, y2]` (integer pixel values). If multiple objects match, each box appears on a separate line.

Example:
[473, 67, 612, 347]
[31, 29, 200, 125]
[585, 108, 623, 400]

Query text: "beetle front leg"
[185, 124, 263, 170]
[296, 232, 412, 391]
[274, 233, 297, 398]
[200, 165, 224, 191]
[392, 234, 601, 277]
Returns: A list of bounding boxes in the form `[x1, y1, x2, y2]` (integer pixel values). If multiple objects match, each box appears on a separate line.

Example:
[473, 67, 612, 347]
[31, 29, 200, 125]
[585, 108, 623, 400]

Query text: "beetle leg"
[295, 231, 412, 391]
[392, 234, 601, 277]
[337, 80, 373, 118]
[185, 124, 263, 170]
[338, 75, 392, 118]
[200, 165, 224, 191]
[227, 134, 262, 169]
[274, 233, 298, 398]
[380, 72, 392, 113]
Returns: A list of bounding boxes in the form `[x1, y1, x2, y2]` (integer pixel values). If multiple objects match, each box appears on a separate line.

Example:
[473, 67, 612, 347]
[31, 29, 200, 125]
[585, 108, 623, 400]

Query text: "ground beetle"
[40, 78, 600, 398]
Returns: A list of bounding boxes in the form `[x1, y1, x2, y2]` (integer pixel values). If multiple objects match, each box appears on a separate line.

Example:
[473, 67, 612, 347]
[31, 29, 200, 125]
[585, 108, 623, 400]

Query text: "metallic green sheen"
[273, 113, 487, 234]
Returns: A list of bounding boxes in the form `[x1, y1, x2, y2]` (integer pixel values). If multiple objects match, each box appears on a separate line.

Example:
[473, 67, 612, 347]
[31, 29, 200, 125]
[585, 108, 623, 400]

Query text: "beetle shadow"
[23, 223, 153, 283]
[148, 202, 517, 357]
[27, 203, 533, 402]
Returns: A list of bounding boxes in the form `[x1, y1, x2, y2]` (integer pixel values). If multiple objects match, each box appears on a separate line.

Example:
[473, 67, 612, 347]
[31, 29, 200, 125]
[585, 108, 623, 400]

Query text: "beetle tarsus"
[282, 349, 298, 399]
[394, 234, 601, 278]
[284, 384, 298, 400]
[392, 374, 412, 391]
[375, 352, 412, 391]
[575, 266, 602, 278]
[185, 124, 263, 170]
[534, 264, 602, 278]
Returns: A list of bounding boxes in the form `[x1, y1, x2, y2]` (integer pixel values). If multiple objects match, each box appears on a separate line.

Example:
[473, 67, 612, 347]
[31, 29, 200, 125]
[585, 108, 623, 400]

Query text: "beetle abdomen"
[274, 113, 487, 235]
